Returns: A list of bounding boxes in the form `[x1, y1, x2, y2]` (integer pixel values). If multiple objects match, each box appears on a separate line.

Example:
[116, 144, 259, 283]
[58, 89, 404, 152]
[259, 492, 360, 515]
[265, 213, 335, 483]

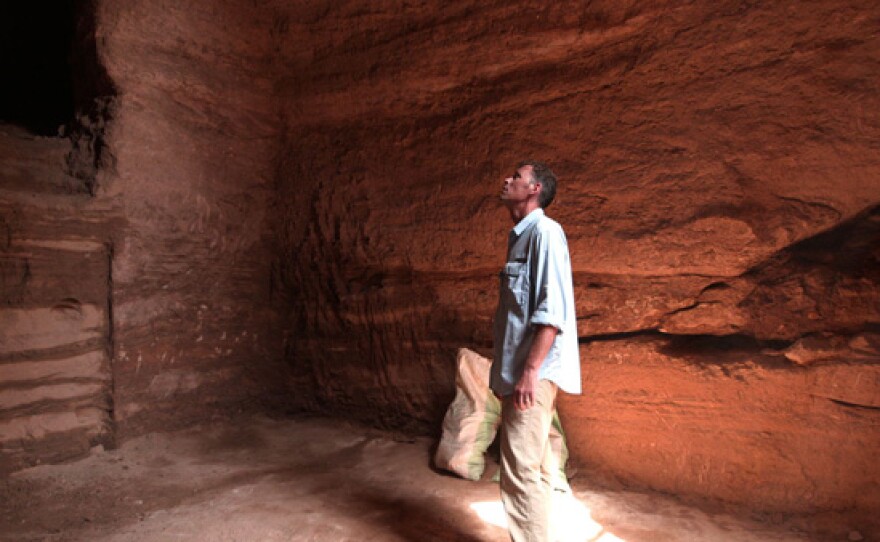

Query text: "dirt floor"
[0, 415, 862, 542]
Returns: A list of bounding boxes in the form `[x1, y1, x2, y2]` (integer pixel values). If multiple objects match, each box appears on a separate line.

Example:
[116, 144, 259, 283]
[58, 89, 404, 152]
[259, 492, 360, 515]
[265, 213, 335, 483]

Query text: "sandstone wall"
[2, 0, 877, 528]
[0, 127, 116, 473]
[273, 0, 880, 522]
[1, 0, 290, 471]
[96, 0, 289, 437]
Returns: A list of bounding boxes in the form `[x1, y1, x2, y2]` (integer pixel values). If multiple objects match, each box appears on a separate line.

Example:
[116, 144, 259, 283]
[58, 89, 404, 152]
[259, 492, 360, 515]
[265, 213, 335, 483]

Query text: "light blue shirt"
[491, 208, 582, 396]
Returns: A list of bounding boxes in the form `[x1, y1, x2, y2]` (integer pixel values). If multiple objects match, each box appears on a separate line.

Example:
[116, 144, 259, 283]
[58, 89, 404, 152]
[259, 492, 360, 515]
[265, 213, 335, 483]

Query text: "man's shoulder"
[534, 213, 566, 237]
[529, 214, 569, 254]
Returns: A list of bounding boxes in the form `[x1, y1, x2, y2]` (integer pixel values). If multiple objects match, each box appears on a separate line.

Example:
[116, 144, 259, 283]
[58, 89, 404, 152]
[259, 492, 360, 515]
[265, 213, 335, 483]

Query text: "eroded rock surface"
[96, 0, 289, 438]
[1, 0, 878, 531]
[1, 0, 290, 470]
[271, 0, 880, 524]
[0, 126, 115, 472]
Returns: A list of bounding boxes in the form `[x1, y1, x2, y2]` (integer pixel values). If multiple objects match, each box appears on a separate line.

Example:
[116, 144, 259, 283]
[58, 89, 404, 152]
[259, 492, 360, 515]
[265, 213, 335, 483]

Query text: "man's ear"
[531, 182, 542, 196]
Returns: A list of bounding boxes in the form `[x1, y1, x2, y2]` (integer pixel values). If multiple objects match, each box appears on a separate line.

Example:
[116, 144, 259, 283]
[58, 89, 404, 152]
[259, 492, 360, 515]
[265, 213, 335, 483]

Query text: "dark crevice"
[578, 329, 794, 348]
[785, 203, 880, 273]
[578, 328, 663, 344]
[662, 300, 703, 317]
[744, 203, 880, 278]
[0, 0, 117, 194]
[827, 398, 880, 411]
[699, 281, 731, 294]
[580, 327, 880, 349]
[659, 333, 794, 357]
[0, 2, 76, 135]
[64, 0, 118, 195]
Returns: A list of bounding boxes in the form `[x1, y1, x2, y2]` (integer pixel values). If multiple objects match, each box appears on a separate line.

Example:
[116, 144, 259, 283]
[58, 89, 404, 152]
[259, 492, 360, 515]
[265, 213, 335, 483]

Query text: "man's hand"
[513, 325, 559, 411]
[514, 367, 539, 411]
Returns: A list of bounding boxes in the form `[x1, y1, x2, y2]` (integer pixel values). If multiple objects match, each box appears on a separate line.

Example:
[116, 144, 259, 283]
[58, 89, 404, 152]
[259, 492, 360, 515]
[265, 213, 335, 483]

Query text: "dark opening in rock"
[0, 2, 76, 136]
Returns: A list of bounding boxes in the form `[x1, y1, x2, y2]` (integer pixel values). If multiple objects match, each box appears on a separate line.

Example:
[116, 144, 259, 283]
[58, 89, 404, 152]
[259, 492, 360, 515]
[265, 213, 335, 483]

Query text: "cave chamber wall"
[1, 0, 877, 529]
[0, 0, 292, 472]
[272, 0, 880, 525]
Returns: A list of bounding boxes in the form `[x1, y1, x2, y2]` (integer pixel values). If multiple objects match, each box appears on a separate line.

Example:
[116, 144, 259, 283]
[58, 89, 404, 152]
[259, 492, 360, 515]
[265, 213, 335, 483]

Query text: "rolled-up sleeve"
[529, 227, 572, 333]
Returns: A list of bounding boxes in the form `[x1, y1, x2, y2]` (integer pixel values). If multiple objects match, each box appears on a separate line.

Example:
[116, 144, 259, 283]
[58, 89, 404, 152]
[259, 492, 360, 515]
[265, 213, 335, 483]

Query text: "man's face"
[500, 165, 539, 205]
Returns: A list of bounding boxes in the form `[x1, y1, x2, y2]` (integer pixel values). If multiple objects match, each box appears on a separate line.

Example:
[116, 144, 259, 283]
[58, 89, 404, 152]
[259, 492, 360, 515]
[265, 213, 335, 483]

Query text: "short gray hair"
[518, 160, 557, 208]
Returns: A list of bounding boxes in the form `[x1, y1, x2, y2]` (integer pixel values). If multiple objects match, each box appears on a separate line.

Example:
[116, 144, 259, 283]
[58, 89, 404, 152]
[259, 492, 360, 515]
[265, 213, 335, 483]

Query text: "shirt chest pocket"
[500, 262, 529, 309]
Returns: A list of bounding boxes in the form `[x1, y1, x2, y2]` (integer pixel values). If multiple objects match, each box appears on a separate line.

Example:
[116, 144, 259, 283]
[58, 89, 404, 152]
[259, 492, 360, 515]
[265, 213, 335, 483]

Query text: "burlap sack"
[435, 348, 570, 489]
[434, 348, 500, 480]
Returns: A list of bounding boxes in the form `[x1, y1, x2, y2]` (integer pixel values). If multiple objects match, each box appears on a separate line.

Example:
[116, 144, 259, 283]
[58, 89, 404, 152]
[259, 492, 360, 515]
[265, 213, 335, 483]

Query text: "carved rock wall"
[1, 0, 877, 528]
[96, 0, 289, 437]
[0, 126, 116, 473]
[1, 0, 290, 472]
[273, 0, 880, 523]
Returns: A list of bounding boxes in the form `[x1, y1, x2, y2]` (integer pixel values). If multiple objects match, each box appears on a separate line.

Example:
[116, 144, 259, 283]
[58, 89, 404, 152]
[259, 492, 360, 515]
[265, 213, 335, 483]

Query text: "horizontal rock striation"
[0, 127, 115, 473]
[2, 0, 877, 531]
[1, 0, 292, 469]
[272, 0, 880, 525]
[96, 0, 290, 437]
[560, 332, 880, 514]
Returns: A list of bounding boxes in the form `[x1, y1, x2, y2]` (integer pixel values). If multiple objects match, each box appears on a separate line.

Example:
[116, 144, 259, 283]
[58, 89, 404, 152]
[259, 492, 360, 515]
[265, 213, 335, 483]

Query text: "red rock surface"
[1, 0, 878, 532]
[1, 0, 290, 471]
[95, 0, 289, 437]
[270, 0, 880, 525]
[0, 125, 116, 471]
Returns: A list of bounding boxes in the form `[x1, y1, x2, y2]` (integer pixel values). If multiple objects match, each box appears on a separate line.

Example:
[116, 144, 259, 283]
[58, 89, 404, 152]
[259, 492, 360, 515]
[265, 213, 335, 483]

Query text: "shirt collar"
[512, 208, 544, 237]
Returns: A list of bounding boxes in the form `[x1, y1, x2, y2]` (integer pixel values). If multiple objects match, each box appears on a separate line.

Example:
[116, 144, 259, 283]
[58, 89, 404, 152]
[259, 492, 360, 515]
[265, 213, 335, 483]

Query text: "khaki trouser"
[499, 380, 558, 542]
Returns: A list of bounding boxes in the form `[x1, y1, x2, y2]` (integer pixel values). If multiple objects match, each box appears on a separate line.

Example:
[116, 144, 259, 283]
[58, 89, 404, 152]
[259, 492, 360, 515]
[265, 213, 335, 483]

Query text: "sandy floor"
[0, 415, 853, 541]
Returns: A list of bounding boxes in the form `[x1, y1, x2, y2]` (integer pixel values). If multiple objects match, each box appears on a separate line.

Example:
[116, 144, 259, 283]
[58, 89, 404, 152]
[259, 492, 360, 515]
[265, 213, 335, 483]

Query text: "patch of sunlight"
[469, 492, 626, 542]
[595, 534, 626, 542]
[469, 501, 508, 529]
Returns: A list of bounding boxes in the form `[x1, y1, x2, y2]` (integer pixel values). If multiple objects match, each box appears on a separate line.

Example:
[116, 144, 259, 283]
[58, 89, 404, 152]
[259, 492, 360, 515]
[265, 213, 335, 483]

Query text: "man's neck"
[507, 200, 541, 224]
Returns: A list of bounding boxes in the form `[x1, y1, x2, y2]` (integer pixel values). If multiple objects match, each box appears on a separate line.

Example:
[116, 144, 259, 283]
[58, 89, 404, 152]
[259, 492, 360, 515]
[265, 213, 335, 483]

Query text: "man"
[492, 160, 581, 542]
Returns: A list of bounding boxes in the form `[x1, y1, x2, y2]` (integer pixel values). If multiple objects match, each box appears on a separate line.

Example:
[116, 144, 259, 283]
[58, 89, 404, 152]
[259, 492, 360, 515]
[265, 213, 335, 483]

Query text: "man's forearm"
[524, 324, 558, 373]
